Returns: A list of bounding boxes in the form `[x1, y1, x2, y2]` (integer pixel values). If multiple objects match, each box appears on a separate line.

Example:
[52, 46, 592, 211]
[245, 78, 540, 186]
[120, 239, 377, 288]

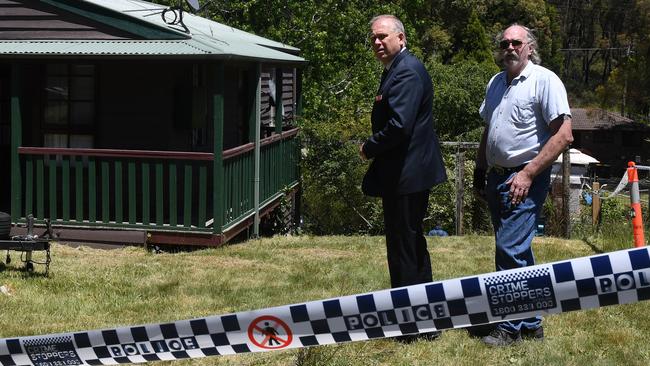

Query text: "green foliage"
[543, 2, 564, 73]
[428, 153, 492, 235]
[420, 23, 453, 62]
[599, 50, 650, 122]
[589, 197, 638, 252]
[552, 0, 650, 120]
[542, 195, 563, 238]
[600, 196, 631, 224]
[427, 60, 498, 140]
[300, 122, 383, 235]
[567, 192, 646, 253]
[451, 10, 494, 64]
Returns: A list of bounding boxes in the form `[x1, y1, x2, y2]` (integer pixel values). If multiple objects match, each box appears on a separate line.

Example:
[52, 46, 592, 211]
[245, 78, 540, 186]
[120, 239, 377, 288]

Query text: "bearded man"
[474, 24, 574, 346]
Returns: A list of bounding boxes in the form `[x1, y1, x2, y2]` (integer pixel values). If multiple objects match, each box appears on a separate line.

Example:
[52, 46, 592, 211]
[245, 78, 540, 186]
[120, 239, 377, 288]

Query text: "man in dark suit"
[360, 14, 447, 290]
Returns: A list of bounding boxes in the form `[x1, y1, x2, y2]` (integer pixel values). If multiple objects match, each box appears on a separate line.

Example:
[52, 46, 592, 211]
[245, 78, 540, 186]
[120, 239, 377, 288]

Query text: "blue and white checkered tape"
[1, 247, 649, 365]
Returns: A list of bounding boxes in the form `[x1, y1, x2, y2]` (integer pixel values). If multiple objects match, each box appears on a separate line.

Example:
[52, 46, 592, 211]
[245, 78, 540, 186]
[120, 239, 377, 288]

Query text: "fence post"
[253, 63, 262, 238]
[455, 151, 465, 236]
[592, 181, 601, 228]
[562, 149, 571, 238]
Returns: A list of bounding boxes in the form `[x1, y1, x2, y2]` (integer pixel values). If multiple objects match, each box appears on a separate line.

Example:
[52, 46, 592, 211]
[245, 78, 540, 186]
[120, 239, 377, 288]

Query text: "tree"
[428, 60, 498, 140]
[596, 0, 650, 121]
[451, 9, 494, 64]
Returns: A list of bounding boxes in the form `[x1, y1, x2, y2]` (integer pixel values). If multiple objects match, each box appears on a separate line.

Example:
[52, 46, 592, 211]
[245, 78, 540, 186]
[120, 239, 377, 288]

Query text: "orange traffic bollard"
[628, 162, 646, 247]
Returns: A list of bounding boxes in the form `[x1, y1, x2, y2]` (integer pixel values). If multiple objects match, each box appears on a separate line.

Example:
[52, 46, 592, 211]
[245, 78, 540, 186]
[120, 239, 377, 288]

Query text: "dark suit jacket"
[362, 50, 447, 197]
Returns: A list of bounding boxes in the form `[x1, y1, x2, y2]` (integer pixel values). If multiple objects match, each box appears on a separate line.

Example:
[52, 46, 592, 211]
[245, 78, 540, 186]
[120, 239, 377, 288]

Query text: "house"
[0, 0, 305, 246]
[571, 108, 650, 178]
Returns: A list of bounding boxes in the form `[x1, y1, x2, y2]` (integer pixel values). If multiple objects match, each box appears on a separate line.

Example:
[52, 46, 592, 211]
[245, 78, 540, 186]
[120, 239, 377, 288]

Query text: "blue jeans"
[486, 168, 550, 333]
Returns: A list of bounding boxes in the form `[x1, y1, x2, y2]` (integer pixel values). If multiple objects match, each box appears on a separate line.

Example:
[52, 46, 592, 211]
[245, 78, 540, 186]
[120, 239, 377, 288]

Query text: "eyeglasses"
[499, 39, 525, 50]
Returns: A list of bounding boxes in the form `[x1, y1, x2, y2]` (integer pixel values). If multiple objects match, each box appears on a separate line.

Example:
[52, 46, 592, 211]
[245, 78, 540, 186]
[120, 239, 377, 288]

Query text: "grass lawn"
[0, 235, 648, 366]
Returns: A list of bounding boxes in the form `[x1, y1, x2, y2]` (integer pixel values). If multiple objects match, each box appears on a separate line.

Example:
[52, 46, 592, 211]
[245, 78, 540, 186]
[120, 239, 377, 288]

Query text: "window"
[43, 64, 95, 148]
[260, 67, 297, 134]
[260, 67, 277, 137]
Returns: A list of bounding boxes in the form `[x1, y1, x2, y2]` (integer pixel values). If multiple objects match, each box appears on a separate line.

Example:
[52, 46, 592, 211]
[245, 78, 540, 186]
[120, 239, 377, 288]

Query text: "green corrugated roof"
[1, 0, 305, 63]
[0, 38, 305, 62]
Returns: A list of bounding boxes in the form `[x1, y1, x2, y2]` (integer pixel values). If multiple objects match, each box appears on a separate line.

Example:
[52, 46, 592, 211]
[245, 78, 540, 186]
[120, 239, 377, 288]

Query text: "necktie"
[380, 68, 388, 84]
[378, 69, 388, 92]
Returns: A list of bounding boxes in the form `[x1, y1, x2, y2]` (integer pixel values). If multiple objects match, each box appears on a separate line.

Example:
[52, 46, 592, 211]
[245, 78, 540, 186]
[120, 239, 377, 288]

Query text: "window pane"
[70, 102, 94, 125]
[44, 101, 68, 124]
[44, 134, 68, 148]
[70, 135, 93, 148]
[70, 77, 94, 100]
[45, 77, 68, 100]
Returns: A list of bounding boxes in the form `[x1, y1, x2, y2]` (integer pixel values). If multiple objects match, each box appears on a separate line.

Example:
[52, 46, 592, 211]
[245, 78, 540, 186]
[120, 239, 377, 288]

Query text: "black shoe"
[482, 327, 522, 347]
[466, 324, 495, 338]
[521, 326, 544, 341]
[394, 331, 441, 344]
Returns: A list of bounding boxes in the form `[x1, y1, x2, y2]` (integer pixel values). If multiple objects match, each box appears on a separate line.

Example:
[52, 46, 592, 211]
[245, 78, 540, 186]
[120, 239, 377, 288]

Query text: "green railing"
[17, 148, 214, 233]
[222, 128, 300, 229]
[16, 128, 300, 234]
[219, 129, 300, 228]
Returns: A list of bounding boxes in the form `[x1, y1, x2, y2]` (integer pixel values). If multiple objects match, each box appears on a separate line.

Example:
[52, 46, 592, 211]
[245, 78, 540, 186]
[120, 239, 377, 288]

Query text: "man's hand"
[359, 143, 368, 161]
[473, 167, 487, 203]
[506, 169, 533, 205]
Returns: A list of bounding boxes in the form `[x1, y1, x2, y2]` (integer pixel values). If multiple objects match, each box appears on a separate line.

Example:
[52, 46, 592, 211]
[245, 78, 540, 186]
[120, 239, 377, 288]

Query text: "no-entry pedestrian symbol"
[247, 315, 293, 349]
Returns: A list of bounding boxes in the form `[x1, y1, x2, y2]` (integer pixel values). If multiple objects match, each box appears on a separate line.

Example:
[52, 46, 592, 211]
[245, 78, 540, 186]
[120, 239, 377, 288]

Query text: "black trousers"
[382, 190, 432, 288]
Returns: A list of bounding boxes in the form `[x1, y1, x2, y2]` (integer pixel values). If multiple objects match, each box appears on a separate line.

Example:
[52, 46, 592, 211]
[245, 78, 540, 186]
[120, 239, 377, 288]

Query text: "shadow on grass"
[0, 261, 49, 278]
[581, 237, 605, 254]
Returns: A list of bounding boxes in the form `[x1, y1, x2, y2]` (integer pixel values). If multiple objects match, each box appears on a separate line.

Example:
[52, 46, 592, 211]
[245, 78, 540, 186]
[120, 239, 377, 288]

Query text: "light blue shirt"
[479, 62, 571, 168]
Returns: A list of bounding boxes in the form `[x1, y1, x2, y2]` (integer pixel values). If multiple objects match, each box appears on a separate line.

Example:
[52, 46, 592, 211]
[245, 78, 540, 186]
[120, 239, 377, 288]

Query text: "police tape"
[2, 246, 650, 365]
[598, 164, 649, 200]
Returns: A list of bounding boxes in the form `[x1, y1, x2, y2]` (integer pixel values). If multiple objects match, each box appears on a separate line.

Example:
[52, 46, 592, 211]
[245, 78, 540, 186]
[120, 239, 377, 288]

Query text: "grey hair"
[495, 23, 541, 64]
[369, 15, 407, 44]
